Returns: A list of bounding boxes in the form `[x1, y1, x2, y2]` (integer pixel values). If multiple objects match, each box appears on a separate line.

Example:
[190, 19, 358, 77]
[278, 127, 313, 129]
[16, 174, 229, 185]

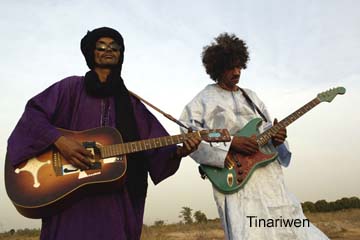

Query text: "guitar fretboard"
[256, 98, 321, 146]
[100, 132, 198, 158]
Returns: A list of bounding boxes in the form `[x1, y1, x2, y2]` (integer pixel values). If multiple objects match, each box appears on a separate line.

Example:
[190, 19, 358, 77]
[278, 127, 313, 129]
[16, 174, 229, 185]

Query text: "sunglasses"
[95, 42, 121, 52]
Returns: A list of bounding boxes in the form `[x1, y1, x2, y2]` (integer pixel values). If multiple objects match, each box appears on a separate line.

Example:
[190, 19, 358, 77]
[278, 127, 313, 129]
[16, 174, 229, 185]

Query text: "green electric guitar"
[199, 87, 346, 194]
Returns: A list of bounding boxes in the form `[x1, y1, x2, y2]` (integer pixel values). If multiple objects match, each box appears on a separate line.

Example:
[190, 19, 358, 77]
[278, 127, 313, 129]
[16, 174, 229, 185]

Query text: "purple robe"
[7, 76, 180, 240]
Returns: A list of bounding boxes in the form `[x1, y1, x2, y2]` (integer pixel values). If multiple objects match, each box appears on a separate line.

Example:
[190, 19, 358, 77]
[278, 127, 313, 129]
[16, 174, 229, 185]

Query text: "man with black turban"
[6, 27, 201, 239]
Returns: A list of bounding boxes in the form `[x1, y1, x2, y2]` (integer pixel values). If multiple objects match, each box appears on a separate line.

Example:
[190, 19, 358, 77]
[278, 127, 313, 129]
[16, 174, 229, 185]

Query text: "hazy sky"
[1, 0, 359, 231]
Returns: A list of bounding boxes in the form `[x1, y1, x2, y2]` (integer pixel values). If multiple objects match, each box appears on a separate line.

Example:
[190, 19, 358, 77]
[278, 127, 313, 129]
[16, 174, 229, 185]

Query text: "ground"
[140, 209, 360, 240]
[1, 209, 359, 240]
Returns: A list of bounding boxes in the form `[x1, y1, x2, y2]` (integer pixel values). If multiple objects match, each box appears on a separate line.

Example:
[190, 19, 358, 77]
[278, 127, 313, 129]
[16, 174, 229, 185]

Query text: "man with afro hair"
[180, 33, 329, 240]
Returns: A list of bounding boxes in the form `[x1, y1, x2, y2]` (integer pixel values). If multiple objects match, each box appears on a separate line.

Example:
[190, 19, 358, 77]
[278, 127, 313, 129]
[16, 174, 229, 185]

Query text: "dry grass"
[306, 209, 360, 240]
[141, 209, 360, 240]
[1, 209, 360, 240]
[141, 220, 224, 240]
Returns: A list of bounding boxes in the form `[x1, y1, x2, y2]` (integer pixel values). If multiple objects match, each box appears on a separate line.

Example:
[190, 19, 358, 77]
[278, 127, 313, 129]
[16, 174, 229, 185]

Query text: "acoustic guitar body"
[5, 127, 126, 218]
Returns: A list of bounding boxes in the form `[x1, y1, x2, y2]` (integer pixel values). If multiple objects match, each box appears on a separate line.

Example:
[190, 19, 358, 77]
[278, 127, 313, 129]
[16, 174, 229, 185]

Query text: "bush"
[154, 220, 165, 227]
[302, 196, 360, 212]
[302, 201, 316, 212]
[194, 210, 208, 224]
[349, 196, 360, 208]
[315, 200, 330, 212]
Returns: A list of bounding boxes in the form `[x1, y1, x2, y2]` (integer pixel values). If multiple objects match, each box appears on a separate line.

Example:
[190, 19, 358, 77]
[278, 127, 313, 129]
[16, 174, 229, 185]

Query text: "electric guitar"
[199, 87, 346, 194]
[5, 127, 230, 218]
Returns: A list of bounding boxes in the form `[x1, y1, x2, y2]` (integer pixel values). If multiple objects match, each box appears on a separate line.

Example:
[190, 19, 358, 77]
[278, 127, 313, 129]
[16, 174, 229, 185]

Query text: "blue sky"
[0, 0, 359, 231]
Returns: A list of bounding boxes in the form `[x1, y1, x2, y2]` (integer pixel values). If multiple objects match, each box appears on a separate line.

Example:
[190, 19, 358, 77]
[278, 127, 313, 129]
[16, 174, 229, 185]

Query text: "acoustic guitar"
[5, 127, 230, 218]
[199, 87, 346, 194]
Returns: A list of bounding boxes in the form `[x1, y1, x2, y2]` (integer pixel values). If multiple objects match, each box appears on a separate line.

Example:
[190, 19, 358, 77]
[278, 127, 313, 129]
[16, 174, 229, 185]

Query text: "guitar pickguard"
[15, 157, 51, 188]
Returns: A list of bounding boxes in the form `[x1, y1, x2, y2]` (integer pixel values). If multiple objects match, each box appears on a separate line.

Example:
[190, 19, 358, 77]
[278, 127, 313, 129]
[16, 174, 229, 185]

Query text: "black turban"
[80, 27, 125, 69]
[81, 27, 149, 200]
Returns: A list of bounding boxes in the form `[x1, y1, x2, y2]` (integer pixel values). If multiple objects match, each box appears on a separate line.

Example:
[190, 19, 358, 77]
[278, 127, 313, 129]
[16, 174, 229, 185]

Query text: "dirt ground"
[141, 209, 360, 240]
[306, 209, 360, 240]
[1, 209, 359, 240]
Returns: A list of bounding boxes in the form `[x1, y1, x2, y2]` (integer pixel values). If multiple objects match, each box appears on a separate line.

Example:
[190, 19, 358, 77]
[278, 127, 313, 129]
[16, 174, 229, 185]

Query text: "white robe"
[180, 84, 329, 240]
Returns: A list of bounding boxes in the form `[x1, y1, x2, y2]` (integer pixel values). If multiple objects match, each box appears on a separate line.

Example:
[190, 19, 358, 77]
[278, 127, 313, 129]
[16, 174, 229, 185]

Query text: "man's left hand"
[271, 118, 287, 147]
[176, 136, 202, 158]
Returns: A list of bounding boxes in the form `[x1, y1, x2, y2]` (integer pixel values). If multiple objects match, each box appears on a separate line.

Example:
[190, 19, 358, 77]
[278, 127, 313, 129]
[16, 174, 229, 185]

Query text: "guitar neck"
[256, 97, 321, 146]
[100, 132, 199, 158]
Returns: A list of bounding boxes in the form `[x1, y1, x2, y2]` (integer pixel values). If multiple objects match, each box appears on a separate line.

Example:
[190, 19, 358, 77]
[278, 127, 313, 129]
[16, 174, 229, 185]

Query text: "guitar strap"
[239, 88, 269, 123]
[129, 89, 269, 127]
[128, 90, 193, 131]
[129, 90, 267, 180]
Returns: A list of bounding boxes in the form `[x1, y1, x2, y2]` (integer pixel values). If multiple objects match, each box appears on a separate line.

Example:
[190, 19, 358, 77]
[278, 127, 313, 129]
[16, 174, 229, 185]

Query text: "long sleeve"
[7, 81, 66, 166]
[179, 98, 230, 168]
[255, 91, 292, 167]
[131, 98, 180, 185]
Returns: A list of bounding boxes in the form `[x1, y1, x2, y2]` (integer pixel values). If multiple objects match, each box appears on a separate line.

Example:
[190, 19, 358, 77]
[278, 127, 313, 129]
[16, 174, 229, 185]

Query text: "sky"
[0, 0, 359, 232]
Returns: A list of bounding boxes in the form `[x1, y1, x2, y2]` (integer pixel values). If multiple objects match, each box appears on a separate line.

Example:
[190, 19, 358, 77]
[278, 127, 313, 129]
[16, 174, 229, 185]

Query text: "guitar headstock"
[317, 87, 346, 103]
[198, 129, 231, 143]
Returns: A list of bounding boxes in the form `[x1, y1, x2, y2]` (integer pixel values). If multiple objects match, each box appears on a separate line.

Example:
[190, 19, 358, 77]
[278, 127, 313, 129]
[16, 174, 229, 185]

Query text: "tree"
[328, 201, 338, 211]
[302, 201, 316, 212]
[179, 207, 193, 224]
[340, 197, 352, 209]
[194, 210, 208, 223]
[153, 220, 165, 227]
[334, 199, 344, 210]
[315, 200, 330, 212]
[349, 196, 360, 208]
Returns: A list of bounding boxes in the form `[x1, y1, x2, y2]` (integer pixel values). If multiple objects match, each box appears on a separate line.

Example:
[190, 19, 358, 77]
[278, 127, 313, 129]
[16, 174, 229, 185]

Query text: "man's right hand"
[230, 135, 259, 155]
[54, 136, 93, 170]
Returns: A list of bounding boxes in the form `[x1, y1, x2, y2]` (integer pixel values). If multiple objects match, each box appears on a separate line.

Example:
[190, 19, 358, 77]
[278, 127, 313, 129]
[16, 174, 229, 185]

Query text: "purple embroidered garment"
[7, 76, 180, 240]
